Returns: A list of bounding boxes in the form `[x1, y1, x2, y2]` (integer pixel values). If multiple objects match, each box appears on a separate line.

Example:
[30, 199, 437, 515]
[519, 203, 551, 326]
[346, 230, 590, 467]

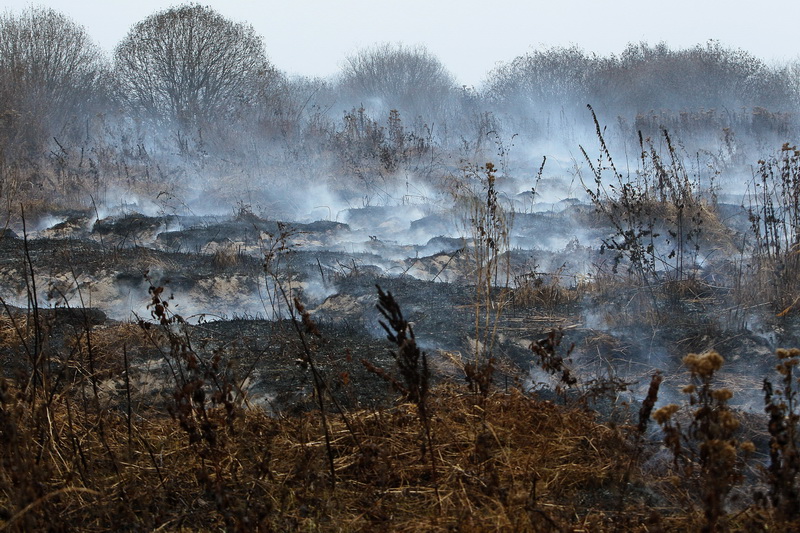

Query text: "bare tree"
[483, 45, 598, 112]
[339, 43, 457, 121]
[0, 6, 106, 158]
[789, 61, 800, 109]
[114, 4, 279, 129]
[596, 41, 794, 113]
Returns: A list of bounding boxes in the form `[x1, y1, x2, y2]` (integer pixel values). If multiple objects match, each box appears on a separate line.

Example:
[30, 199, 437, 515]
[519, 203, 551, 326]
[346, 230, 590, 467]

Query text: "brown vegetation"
[2, 5, 800, 531]
[1, 270, 800, 531]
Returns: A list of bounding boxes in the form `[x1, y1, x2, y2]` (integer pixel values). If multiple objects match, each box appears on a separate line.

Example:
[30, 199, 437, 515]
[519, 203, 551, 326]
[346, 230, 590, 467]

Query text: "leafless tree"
[0, 6, 106, 158]
[595, 41, 795, 113]
[114, 4, 279, 129]
[483, 45, 599, 112]
[789, 61, 800, 109]
[339, 43, 457, 121]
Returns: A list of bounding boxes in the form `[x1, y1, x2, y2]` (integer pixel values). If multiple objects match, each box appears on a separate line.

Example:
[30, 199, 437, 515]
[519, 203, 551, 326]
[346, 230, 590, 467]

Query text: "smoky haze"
[0, 5, 794, 296]
[1, 5, 797, 224]
[0, 4, 799, 405]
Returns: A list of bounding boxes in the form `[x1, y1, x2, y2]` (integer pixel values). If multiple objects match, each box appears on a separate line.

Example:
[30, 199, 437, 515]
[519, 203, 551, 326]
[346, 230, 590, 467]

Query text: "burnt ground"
[2, 203, 797, 532]
[0, 204, 793, 418]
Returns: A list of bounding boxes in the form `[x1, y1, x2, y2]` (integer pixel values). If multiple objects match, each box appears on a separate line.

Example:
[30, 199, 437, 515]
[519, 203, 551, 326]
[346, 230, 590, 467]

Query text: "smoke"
[4, 38, 798, 426]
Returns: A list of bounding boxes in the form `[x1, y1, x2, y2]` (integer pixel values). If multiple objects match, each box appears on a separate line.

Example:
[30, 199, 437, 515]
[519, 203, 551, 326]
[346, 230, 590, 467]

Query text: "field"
[3, 6, 800, 531]
[2, 145, 800, 531]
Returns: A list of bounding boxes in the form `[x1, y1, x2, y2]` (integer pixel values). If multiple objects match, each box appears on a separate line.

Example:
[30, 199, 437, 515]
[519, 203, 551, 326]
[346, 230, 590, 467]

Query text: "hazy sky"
[4, 0, 799, 86]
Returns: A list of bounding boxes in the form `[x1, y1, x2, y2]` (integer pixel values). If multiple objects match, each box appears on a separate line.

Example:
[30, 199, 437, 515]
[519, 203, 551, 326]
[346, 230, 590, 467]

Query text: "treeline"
[0, 4, 798, 217]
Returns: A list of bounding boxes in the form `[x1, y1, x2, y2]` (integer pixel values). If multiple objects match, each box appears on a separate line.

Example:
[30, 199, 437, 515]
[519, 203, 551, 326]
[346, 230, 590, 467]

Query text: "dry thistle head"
[776, 347, 800, 359]
[653, 403, 680, 425]
[715, 409, 740, 432]
[775, 350, 800, 376]
[740, 440, 756, 455]
[700, 438, 737, 465]
[683, 350, 724, 378]
[712, 388, 733, 403]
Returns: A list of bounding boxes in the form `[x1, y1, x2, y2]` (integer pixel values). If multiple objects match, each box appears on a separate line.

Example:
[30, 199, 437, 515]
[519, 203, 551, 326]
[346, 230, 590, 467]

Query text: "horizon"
[3, 0, 800, 87]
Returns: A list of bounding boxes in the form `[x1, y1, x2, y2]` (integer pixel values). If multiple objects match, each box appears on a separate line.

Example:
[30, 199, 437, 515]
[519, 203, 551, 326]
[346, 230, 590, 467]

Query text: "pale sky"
[4, 0, 800, 86]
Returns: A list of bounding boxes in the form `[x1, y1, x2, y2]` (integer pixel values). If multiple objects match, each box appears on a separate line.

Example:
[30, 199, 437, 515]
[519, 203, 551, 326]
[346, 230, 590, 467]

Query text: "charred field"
[4, 158, 800, 531]
[3, 6, 800, 529]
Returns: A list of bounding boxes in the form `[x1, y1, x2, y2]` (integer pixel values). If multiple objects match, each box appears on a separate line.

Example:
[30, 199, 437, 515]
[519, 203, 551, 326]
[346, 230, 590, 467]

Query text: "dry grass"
[511, 271, 581, 311]
[0, 377, 635, 531]
[2, 367, 795, 532]
[2, 136, 800, 532]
